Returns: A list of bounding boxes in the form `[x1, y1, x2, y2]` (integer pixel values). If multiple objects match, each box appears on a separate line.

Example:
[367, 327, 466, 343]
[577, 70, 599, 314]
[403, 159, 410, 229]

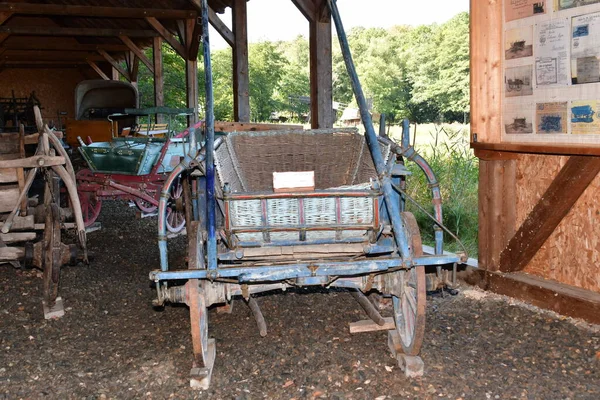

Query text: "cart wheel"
[393, 212, 426, 356]
[187, 221, 210, 368]
[43, 204, 61, 308]
[166, 177, 186, 233]
[78, 191, 102, 227]
[134, 197, 158, 214]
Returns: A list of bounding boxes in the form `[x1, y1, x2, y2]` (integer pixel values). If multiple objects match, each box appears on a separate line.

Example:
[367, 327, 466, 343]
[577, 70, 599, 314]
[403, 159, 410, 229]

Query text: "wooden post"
[476, 151, 518, 271]
[126, 51, 139, 86]
[185, 19, 199, 124]
[111, 66, 119, 80]
[309, 3, 333, 129]
[153, 37, 164, 123]
[232, 0, 250, 122]
[469, 0, 502, 144]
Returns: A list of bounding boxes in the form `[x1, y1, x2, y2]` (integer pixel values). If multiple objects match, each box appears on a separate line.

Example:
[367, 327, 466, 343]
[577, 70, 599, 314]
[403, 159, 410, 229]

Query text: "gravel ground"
[1, 202, 599, 400]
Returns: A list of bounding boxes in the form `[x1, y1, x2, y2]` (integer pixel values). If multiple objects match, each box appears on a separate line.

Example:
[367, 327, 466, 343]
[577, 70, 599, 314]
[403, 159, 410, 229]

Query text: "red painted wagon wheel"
[78, 190, 102, 228]
[392, 212, 426, 356]
[76, 169, 102, 227]
[134, 197, 158, 214]
[166, 177, 186, 233]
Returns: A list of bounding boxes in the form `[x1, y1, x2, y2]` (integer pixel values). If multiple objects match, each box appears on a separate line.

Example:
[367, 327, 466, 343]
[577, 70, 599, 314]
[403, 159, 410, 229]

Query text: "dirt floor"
[1, 202, 599, 400]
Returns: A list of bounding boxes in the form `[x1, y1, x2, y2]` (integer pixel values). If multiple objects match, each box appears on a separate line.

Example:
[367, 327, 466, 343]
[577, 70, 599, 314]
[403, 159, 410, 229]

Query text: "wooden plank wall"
[0, 68, 85, 125]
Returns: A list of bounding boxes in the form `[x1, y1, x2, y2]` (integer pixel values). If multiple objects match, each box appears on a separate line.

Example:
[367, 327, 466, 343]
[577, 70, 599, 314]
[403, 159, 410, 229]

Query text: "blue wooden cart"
[148, 0, 467, 388]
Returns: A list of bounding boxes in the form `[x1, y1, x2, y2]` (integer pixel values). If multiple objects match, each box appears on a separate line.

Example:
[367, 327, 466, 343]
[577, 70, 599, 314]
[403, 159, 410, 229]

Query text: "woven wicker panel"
[353, 141, 391, 185]
[230, 200, 262, 227]
[267, 198, 299, 226]
[340, 197, 373, 224]
[303, 198, 337, 226]
[236, 232, 263, 242]
[215, 136, 246, 192]
[225, 132, 378, 191]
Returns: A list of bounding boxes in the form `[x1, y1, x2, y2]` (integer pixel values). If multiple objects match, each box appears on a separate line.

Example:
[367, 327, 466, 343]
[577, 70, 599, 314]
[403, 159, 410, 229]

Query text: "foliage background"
[136, 12, 470, 124]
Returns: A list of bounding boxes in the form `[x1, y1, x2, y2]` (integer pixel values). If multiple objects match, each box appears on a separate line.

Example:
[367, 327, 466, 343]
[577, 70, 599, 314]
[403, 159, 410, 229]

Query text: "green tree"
[248, 41, 286, 121]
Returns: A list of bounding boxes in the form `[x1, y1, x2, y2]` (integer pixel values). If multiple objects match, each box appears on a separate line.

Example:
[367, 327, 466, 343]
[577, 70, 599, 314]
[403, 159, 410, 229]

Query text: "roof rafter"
[145, 17, 187, 59]
[0, 26, 157, 38]
[98, 48, 130, 81]
[0, 3, 196, 19]
[119, 35, 154, 73]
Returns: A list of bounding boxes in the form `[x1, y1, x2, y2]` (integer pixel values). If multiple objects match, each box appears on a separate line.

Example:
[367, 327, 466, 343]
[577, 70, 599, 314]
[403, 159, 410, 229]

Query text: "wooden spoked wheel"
[166, 177, 186, 233]
[76, 169, 101, 227]
[187, 221, 210, 368]
[393, 211, 426, 356]
[134, 196, 158, 213]
[78, 190, 102, 227]
[42, 204, 62, 307]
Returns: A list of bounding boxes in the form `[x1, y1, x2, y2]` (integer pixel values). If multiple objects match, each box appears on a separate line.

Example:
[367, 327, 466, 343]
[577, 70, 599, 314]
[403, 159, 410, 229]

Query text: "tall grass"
[402, 124, 479, 258]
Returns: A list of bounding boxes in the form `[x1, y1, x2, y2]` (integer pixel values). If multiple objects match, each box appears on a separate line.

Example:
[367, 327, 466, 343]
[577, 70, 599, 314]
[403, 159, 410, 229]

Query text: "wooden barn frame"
[2, 0, 598, 324]
[470, 0, 600, 323]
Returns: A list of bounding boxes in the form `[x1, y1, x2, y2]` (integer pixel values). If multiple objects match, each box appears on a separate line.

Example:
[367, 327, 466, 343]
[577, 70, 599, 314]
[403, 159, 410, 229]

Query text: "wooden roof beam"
[2, 40, 129, 52]
[87, 60, 109, 80]
[0, 11, 12, 25]
[145, 17, 187, 59]
[119, 35, 154, 73]
[0, 3, 196, 19]
[0, 33, 8, 46]
[0, 49, 104, 60]
[0, 26, 157, 37]
[97, 49, 130, 81]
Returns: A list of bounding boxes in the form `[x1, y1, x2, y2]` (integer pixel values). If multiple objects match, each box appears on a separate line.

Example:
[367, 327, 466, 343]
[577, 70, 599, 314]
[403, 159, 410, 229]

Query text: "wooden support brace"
[187, 17, 202, 61]
[119, 35, 154, 73]
[86, 60, 109, 80]
[145, 17, 187, 59]
[97, 49, 129, 81]
[125, 51, 139, 83]
[499, 155, 600, 272]
[291, 0, 316, 22]
[0, 32, 9, 46]
[210, 7, 234, 46]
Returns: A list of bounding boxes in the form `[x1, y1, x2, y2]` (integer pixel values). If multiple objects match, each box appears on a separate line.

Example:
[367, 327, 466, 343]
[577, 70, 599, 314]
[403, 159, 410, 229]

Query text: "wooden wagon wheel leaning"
[393, 211, 426, 356]
[185, 221, 215, 389]
[42, 203, 62, 308]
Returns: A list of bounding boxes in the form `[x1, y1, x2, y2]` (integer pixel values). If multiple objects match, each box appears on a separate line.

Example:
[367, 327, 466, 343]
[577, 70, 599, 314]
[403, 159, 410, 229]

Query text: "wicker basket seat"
[215, 129, 392, 245]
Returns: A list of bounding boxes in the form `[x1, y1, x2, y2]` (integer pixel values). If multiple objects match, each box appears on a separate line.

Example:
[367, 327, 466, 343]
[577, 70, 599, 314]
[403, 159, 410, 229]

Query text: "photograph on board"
[506, 26, 534, 60]
[505, 103, 534, 134]
[536, 102, 568, 133]
[505, 65, 534, 97]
